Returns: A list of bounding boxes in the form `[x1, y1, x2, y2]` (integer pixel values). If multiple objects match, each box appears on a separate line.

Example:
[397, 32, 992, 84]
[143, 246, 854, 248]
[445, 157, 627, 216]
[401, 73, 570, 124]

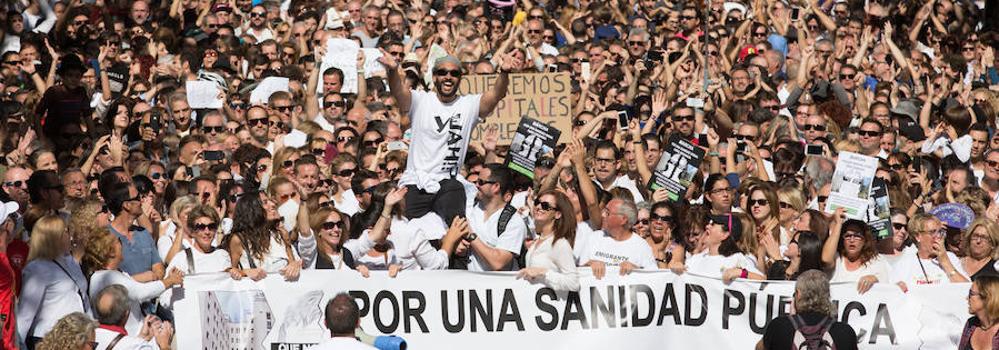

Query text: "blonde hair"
[963, 218, 999, 260]
[81, 231, 120, 277]
[169, 195, 199, 225]
[67, 200, 104, 245]
[27, 215, 67, 262]
[907, 213, 940, 242]
[777, 185, 806, 213]
[36, 312, 96, 350]
[833, 139, 861, 154]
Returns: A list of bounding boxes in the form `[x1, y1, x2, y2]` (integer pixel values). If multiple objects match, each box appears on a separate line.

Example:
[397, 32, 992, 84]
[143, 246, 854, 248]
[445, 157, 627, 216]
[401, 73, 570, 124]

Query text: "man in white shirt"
[312, 293, 376, 350]
[380, 50, 514, 226]
[463, 164, 527, 271]
[582, 198, 657, 279]
[592, 140, 644, 202]
[93, 285, 171, 350]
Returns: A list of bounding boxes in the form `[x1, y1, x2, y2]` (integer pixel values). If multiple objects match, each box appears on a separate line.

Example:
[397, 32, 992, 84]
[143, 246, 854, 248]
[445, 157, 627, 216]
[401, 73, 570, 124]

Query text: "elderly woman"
[821, 211, 891, 294]
[961, 219, 999, 278]
[891, 213, 969, 291]
[959, 275, 999, 349]
[35, 312, 96, 350]
[84, 229, 183, 334]
[17, 216, 90, 346]
[156, 195, 199, 263]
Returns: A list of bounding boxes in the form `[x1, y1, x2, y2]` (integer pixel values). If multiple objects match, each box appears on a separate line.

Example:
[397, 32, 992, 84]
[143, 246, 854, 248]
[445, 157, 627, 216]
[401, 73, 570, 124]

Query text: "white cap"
[0, 201, 18, 224]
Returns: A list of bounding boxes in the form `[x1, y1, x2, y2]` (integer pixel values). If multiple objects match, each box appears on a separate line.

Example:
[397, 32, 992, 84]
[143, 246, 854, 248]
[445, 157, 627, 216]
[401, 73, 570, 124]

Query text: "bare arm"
[378, 49, 412, 112]
[479, 53, 511, 119]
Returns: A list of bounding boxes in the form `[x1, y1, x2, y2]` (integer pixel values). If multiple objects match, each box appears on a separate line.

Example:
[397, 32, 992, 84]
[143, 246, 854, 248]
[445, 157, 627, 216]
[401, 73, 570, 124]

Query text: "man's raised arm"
[479, 53, 515, 120]
[379, 48, 412, 112]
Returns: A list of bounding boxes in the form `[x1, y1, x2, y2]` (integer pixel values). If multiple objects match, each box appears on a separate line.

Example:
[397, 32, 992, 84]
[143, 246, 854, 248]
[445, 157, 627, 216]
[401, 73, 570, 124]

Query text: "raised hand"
[377, 48, 399, 70]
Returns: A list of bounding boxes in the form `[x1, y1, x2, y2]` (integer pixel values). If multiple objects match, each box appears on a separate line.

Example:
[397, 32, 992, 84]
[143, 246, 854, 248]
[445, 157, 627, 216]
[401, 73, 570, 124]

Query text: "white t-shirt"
[890, 249, 968, 285]
[466, 204, 528, 272]
[581, 230, 657, 269]
[388, 214, 450, 270]
[572, 221, 598, 264]
[398, 90, 482, 193]
[830, 254, 892, 283]
[685, 251, 762, 279]
[160, 247, 232, 309]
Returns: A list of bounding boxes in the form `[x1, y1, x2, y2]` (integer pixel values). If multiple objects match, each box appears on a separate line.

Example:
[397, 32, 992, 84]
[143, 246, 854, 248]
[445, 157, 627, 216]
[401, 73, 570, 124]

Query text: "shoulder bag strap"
[52, 260, 88, 312]
[238, 234, 256, 269]
[106, 333, 126, 350]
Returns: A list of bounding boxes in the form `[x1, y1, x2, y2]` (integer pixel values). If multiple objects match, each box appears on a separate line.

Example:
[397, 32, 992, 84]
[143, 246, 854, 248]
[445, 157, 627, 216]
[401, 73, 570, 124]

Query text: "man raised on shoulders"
[379, 49, 515, 227]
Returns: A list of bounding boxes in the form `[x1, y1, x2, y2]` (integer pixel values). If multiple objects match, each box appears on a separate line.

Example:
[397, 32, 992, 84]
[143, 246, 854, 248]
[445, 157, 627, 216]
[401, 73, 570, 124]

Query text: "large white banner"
[171, 270, 969, 350]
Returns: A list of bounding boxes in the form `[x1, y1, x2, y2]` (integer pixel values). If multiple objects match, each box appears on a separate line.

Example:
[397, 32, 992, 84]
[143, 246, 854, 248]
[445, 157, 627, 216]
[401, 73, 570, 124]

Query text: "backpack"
[449, 205, 518, 270]
[790, 314, 837, 350]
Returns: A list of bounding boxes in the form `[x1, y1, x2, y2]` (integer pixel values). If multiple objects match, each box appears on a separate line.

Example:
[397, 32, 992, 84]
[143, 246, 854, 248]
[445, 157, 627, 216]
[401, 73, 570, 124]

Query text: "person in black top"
[757, 269, 858, 350]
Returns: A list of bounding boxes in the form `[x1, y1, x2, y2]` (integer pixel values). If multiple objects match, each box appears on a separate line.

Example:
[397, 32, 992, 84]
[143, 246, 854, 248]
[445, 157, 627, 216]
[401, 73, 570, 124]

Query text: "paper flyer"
[650, 134, 705, 201]
[825, 151, 879, 220]
[505, 117, 560, 179]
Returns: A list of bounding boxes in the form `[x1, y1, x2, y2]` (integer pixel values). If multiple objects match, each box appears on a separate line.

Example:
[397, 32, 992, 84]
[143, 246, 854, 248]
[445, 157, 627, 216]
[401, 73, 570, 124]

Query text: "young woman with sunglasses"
[518, 190, 579, 292]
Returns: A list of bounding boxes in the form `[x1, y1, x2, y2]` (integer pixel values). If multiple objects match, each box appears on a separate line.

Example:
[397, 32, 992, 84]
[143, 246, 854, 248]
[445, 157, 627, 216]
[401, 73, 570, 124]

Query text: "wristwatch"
[465, 232, 479, 242]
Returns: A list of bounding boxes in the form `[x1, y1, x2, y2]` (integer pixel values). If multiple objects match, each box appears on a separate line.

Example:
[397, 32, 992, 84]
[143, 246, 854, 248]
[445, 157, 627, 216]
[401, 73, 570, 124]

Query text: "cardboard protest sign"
[505, 117, 560, 179]
[650, 134, 705, 201]
[458, 72, 572, 144]
[825, 151, 878, 220]
[867, 177, 892, 240]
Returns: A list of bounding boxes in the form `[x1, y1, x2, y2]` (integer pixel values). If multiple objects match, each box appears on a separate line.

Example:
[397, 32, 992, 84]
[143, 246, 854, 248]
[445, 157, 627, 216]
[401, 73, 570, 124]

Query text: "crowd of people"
[0, 0, 996, 348]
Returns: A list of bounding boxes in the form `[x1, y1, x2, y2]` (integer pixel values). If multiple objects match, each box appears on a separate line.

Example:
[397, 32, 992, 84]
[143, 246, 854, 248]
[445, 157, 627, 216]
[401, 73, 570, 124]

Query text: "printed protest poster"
[826, 151, 878, 220]
[650, 134, 705, 201]
[458, 72, 572, 144]
[866, 177, 892, 239]
[318, 39, 386, 94]
[505, 117, 560, 179]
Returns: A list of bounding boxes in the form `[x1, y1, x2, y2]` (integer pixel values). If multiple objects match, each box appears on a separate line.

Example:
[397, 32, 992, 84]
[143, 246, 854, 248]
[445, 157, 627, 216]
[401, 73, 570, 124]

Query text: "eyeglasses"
[963, 46, 976, 52]
[735, 134, 756, 142]
[840, 73, 856, 80]
[149, 172, 163, 180]
[970, 289, 982, 299]
[681, 15, 696, 20]
[3, 60, 19, 65]
[281, 160, 296, 168]
[651, 214, 673, 223]
[325, 100, 346, 108]
[433, 69, 461, 77]
[803, 124, 826, 132]
[278, 192, 297, 202]
[379, 164, 400, 174]
[476, 179, 497, 187]
[593, 157, 616, 165]
[250, 12, 266, 17]
[3, 180, 25, 188]
[247, 118, 268, 126]
[230, 102, 248, 110]
[571, 58, 588, 63]
[922, 229, 947, 237]
[319, 179, 335, 187]
[708, 188, 732, 195]
[857, 130, 881, 137]
[270, 120, 286, 129]
[971, 234, 992, 244]
[273, 105, 294, 113]
[203, 126, 224, 133]
[986, 160, 999, 168]
[629, 40, 644, 46]
[779, 202, 793, 209]
[193, 223, 219, 231]
[321, 220, 345, 230]
[363, 138, 384, 147]
[892, 223, 906, 231]
[337, 168, 356, 177]
[843, 232, 865, 240]
[257, 164, 269, 172]
[337, 136, 355, 143]
[817, 195, 828, 203]
[573, 119, 588, 127]
[748, 199, 768, 207]
[534, 199, 557, 212]
[636, 219, 650, 225]
[754, 31, 767, 37]
[673, 114, 694, 122]
[318, 200, 334, 209]
[527, 29, 542, 34]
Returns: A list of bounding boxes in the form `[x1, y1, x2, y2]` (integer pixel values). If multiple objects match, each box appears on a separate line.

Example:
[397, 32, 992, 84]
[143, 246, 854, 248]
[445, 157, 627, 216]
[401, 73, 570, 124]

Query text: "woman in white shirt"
[680, 213, 764, 283]
[223, 192, 305, 281]
[821, 210, 891, 294]
[83, 230, 183, 334]
[518, 190, 579, 292]
[17, 215, 89, 346]
[156, 195, 198, 263]
[891, 213, 969, 290]
[165, 205, 237, 275]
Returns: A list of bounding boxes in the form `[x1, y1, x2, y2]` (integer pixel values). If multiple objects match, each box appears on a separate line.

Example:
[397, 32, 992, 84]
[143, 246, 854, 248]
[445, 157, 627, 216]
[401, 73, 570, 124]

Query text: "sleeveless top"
[958, 316, 999, 350]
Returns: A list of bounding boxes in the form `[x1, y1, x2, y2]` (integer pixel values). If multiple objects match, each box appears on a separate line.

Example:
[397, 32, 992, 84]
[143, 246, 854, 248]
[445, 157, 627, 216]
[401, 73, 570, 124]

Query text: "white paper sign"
[825, 151, 879, 220]
[317, 39, 388, 95]
[185, 80, 223, 109]
[249, 77, 290, 105]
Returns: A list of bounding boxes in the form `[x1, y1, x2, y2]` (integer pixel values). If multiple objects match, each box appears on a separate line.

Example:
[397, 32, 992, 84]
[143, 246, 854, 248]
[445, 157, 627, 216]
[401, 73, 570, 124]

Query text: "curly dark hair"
[225, 191, 272, 262]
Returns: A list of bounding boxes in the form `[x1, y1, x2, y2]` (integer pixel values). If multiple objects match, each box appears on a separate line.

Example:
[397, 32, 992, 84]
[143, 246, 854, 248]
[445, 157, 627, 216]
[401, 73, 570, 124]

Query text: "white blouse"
[524, 236, 579, 292]
[88, 270, 167, 334]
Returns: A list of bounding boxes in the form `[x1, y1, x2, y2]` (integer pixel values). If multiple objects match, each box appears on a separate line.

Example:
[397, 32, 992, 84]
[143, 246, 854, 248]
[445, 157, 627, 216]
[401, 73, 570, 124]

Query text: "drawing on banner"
[506, 118, 560, 179]
[825, 152, 878, 220]
[199, 290, 273, 350]
[650, 134, 705, 201]
[267, 290, 326, 345]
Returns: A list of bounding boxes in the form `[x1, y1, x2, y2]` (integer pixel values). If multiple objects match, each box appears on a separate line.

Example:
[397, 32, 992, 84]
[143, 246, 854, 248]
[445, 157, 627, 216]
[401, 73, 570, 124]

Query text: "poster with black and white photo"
[825, 152, 878, 220]
[867, 177, 892, 240]
[505, 117, 560, 179]
[650, 134, 705, 201]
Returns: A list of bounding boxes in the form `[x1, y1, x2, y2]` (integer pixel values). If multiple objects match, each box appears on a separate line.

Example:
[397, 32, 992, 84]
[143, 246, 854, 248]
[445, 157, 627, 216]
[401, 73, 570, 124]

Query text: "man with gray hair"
[579, 198, 656, 279]
[379, 46, 516, 226]
[92, 284, 173, 350]
[312, 293, 375, 350]
[756, 270, 858, 350]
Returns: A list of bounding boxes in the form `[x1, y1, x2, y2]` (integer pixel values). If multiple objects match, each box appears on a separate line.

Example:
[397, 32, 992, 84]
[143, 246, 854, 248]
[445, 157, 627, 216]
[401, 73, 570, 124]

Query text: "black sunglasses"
[322, 220, 345, 230]
[433, 69, 461, 77]
[534, 199, 557, 212]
